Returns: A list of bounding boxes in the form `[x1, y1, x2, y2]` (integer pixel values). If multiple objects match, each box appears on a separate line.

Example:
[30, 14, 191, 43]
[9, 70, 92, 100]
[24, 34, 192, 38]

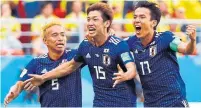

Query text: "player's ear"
[104, 20, 110, 28]
[43, 37, 48, 45]
[152, 20, 157, 28]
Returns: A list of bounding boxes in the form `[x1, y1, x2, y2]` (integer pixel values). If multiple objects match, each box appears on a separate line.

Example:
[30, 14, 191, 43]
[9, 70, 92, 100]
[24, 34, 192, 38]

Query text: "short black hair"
[134, 1, 161, 30]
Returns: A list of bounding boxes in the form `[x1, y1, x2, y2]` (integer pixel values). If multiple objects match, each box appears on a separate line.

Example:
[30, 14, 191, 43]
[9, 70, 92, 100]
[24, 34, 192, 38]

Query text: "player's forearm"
[134, 74, 143, 96]
[42, 62, 76, 81]
[11, 81, 24, 97]
[125, 66, 137, 80]
[185, 39, 196, 54]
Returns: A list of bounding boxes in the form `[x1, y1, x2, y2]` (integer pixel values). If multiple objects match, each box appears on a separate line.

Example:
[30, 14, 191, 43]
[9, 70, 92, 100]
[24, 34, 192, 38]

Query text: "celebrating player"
[4, 22, 82, 107]
[124, 1, 196, 107]
[27, 2, 137, 107]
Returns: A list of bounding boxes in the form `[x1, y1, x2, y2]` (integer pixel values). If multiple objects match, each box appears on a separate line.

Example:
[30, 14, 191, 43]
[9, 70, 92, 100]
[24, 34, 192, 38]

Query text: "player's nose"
[134, 17, 141, 23]
[88, 20, 95, 26]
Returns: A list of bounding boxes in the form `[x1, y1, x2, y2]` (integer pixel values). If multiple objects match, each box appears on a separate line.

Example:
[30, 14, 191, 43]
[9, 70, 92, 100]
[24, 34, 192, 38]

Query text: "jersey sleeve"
[19, 59, 36, 81]
[116, 41, 134, 65]
[124, 36, 134, 51]
[162, 31, 182, 52]
[74, 41, 85, 63]
[162, 31, 175, 45]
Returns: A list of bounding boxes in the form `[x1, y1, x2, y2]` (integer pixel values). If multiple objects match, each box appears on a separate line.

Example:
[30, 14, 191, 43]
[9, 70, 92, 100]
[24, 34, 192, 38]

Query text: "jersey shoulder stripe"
[34, 54, 48, 59]
[159, 31, 174, 37]
[83, 39, 88, 41]
[109, 36, 121, 45]
[65, 49, 71, 53]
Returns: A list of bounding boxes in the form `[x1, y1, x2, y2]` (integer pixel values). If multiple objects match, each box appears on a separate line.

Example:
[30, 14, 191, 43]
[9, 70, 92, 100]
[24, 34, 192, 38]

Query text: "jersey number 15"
[94, 66, 106, 79]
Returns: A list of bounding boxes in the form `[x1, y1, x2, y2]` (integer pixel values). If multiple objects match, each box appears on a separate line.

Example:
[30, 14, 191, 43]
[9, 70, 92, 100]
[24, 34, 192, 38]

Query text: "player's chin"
[136, 33, 142, 38]
[88, 33, 96, 38]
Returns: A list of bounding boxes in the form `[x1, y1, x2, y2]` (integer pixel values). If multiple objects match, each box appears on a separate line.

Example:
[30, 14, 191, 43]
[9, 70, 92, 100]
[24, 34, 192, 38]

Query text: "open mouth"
[56, 43, 64, 47]
[89, 28, 96, 31]
[88, 27, 96, 34]
[135, 26, 141, 34]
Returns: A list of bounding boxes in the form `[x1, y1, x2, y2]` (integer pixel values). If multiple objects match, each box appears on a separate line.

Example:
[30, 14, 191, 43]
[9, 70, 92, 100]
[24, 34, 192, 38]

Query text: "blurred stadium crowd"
[1, 0, 201, 56]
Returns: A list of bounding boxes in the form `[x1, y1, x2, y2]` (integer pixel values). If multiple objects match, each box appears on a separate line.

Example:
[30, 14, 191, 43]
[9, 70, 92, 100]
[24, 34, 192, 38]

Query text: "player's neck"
[141, 30, 155, 46]
[93, 32, 109, 47]
[48, 50, 64, 61]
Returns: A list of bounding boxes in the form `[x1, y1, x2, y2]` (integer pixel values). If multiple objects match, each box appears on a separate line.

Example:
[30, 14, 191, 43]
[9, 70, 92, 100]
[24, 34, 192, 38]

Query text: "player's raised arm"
[28, 59, 82, 87]
[171, 25, 196, 54]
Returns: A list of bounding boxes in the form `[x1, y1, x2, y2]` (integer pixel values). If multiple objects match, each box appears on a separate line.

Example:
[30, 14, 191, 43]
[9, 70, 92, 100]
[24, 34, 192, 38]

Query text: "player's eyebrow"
[134, 14, 146, 17]
[51, 32, 65, 35]
[139, 14, 146, 17]
[87, 16, 98, 19]
[51, 32, 58, 36]
[60, 32, 65, 35]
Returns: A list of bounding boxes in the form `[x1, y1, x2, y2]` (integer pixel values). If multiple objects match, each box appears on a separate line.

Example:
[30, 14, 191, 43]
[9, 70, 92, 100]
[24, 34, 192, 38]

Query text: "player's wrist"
[124, 72, 130, 81]
[41, 74, 48, 82]
[125, 71, 136, 81]
[9, 86, 19, 98]
[190, 38, 196, 42]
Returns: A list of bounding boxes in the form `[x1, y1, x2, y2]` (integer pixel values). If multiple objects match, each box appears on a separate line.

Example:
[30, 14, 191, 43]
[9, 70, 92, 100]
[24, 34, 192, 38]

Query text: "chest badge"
[102, 54, 111, 66]
[149, 45, 157, 57]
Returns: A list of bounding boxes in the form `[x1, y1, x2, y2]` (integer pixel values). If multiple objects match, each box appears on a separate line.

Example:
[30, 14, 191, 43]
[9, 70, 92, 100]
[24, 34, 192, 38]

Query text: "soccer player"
[4, 22, 82, 107]
[27, 2, 137, 107]
[124, 1, 196, 107]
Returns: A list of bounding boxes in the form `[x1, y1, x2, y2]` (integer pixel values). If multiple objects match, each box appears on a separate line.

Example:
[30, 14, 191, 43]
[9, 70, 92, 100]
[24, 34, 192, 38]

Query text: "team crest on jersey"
[149, 45, 157, 57]
[102, 54, 111, 66]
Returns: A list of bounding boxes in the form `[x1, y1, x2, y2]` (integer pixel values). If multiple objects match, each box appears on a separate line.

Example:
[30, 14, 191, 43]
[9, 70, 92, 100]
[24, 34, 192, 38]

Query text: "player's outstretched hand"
[4, 89, 16, 107]
[112, 65, 128, 88]
[186, 25, 196, 41]
[4, 83, 22, 107]
[26, 74, 45, 87]
[24, 81, 37, 91]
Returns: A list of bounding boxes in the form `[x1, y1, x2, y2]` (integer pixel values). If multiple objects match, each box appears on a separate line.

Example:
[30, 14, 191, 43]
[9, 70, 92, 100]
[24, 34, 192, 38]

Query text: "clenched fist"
[186, 25, 196, 41]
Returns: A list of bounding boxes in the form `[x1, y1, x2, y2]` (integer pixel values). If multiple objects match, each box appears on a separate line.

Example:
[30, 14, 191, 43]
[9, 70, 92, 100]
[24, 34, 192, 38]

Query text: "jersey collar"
[137, 31, 159, 48]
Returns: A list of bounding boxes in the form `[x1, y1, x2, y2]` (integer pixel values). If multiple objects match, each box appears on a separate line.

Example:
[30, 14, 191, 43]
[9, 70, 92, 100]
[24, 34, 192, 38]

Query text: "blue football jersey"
[74, 36, 136, 107]
[126, 31, 187, 107]
[20, 49, 82, 107]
